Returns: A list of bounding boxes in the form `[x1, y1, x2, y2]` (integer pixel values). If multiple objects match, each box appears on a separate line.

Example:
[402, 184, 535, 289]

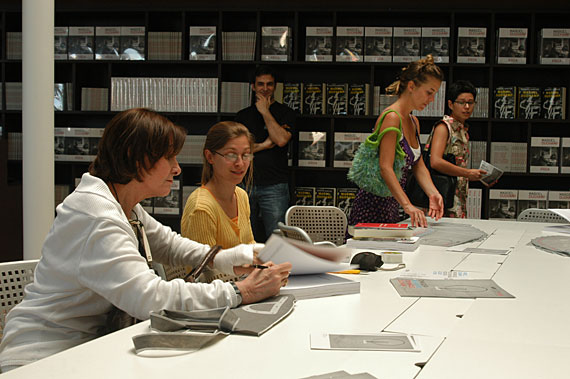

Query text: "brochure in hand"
[479, 160, 503, 186]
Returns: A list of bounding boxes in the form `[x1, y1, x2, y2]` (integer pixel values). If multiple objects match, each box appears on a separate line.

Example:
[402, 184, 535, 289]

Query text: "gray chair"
[284, 205, 348, 246]
[517, 208, 567, 223]
[1, 259, 39, 339]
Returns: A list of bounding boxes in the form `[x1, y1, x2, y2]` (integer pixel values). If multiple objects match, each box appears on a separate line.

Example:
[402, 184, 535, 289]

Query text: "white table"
[4, 219, 570, 379]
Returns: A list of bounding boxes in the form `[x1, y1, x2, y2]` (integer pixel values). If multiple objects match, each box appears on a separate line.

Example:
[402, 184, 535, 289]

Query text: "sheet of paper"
[259, 235, 352, 275]
[398, 269, 472, 279]
[390, 278, 515, 298]
[310, 332, 420, 352]
[447, 247, 510, 255]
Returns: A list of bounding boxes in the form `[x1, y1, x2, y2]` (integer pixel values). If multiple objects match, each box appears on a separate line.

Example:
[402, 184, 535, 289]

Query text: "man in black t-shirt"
[235, 65, 297, 242]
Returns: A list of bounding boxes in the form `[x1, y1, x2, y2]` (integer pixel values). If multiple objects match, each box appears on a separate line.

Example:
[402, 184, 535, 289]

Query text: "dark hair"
[202, 121, 254, 188]
[252, 65, 277, 83]
[90, 108, 186, 184]
[448, 80, 477, 102]
[385, 55, 444, 96]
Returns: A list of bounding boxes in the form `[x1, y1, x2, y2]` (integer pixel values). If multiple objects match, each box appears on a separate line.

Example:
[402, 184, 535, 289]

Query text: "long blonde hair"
[385, 54, 444, 96]
[201, 121, 254, 188]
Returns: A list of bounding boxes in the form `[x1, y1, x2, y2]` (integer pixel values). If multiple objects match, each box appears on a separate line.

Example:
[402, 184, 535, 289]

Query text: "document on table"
[447, 247, 510, 255]
[398, 269, 472, 279]
[280, 273, 360, 300]
[310, 332, 420, 352]
[390, 278, 515, 298]
[301, 371, 378, 379]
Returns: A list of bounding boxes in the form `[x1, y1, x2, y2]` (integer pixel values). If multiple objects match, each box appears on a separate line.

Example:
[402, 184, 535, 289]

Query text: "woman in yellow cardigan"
[181, 121, 256, 282]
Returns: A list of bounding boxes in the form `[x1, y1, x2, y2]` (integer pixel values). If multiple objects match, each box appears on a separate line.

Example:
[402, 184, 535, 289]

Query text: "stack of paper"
[346, 236, 420, 252]
[348, 223, 416, 239]
[280, 274, 360, 300]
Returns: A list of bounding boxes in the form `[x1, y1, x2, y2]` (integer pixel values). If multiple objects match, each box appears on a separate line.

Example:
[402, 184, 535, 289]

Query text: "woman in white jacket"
[0, 108, 291, 372]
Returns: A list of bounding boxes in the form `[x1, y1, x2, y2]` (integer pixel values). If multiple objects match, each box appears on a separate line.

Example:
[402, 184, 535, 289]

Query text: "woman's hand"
[236, 261, 292, 304]
[403, 203, 428, 228]
[466, 169, 486, 181]
[428, 193, 444, 221]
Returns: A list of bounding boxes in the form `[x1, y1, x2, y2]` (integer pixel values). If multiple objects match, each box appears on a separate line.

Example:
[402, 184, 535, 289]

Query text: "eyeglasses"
[213, 150, 254, 162]
[454, 100, 477, 107]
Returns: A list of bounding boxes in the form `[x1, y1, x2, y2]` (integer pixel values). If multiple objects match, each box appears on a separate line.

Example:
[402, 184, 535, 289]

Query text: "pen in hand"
[250, 264, 269, 269]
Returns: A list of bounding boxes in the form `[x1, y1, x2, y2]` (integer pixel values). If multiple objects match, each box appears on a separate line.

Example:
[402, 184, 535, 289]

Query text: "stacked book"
[220, 82, 252, 113]
[222, 31, 256, 60]
[177, 135, 207, 164]
[7, 132, 22, 161]
[413, 81, 446, 117]
[6, 32, 22, 60]
[472, 87, 489, 118]
[148, 32, 182, 60]
[346, 223, 421, 251]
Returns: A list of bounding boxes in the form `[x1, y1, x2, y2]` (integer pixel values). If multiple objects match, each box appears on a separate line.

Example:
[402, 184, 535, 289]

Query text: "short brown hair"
[90, 108, 186, 184]
[386, 54, 444, 96]
[202, 121, 254, 188]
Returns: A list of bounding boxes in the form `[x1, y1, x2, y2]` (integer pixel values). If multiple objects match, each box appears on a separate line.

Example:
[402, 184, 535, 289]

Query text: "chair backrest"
[285, 206, 348, 246]
[1, 259, 39, 339]
[277, 222, 314, 244]
[517, 208, 567, 223]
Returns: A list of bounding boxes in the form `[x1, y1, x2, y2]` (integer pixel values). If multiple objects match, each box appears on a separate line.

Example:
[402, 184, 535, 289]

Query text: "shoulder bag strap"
[366, 109, 405, 159]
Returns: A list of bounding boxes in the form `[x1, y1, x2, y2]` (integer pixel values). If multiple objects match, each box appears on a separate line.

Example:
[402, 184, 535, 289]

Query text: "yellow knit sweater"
[181, 186, 255, 249]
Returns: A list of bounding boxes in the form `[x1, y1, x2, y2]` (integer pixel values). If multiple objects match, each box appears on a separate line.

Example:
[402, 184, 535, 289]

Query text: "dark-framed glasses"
[454, 100, 477, 107]
[213, 151, 254, 162]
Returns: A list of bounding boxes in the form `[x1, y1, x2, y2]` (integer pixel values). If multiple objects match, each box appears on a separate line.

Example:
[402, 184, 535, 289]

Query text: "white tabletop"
[4, 218, 570, 379]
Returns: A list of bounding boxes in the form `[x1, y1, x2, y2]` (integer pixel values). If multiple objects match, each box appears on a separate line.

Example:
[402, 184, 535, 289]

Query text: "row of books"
[1, 82, 73, 111]
[494, 86, 566, 119]
[220, 82, 252, 113]
[7, 27, 145, 61]
[490, 139, 570, 174]
[110, 77, 218, 112]
[293, 187, 357, 218]
[272, 83, 370, 116]
[5, 26, 569, 65]
[489, 189, 570, 220]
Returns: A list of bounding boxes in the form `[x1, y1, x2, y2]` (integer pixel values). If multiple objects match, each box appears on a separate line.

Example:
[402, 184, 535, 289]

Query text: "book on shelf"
[421, 27, 450, 63]
[148, 31, 182, 60]
[496, 28, 528, 64]
[364, 26, 392, 62]
[68, 26, 94, 60]
[326, 83, 348, 115]
[494, 86, 517, 119]
[120, 26, 145, 60]
[54, 127, 104, 162]
[517, 190, 548, 217]
[221, 81, 251, 113]
[472, 87, 489, 118]
[95, 26, 121, 60]
[282, 82, 302, 113]
[7, 132, 22, 161]
[6, 32, 22, 60]
[468, 140, 487, 169]
[373, 88, 398, 115]
[294, 187, 316, 206]
[178, 135, 207, 164]
[81, 87, 108, 111]
[258, 235, 352, 275]
[335, 187, 358, 219]
[315, 187, 336, 207]
[479, 160, 504, 186]
[517, 87, 541, 119]
[456, 27, 486, 63]
[413, 80, 446, 117]
[562, 138, 570, 174]
[333, 132, 363, 168]
[54, 26, 68, 60]
[305, 26, 333, 62]
[530, 137, 560, 174]
[54, 184, 71, 209]
[348, 83, 369, 116]
[392, 27, 421, 63]
[541, 87, 566, 119]
[348, 223, 415, 239]
[54, 83, 66, 111]
[298, 131, 326, 167]
[189, 26, 216, 61]
[489, 189, 518, 220]
[548, 191, 570, 209]
[302, 83, 326, 115]
[261, 26, 291, 61]
[221, 31, 256, 61]
[467, 188, 482, 219]
[490, 142, 527, 173]
[154, 180, 180, 215]
[335, 26, 364, 62]
[539, 28, 570, 65]
[280, 273, 360, 300]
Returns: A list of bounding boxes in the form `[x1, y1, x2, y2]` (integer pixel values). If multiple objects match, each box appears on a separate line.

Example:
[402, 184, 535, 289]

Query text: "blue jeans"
[248, 183, 289, 242]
